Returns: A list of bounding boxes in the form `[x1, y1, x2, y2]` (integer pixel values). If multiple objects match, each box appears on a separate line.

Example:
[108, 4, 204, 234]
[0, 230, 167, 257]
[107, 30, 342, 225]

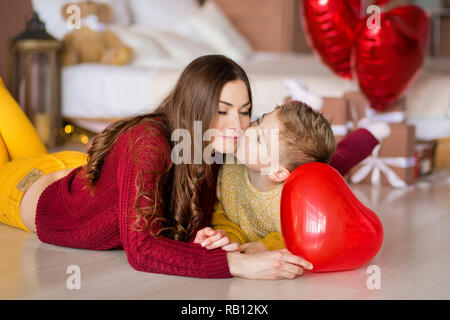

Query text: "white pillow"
[106, 25, 175, 67]
[104, 0, 132, 25]
[31, 0, 69, 39]
[31, 0, 132, 40]
[128, 0, 200, 38]
[130, 25, 218, 65]
[189, 0, 253, 63]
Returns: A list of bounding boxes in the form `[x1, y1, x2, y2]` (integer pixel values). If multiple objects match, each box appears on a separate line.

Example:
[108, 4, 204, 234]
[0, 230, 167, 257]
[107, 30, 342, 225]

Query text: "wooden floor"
[1, 142, 449, 299]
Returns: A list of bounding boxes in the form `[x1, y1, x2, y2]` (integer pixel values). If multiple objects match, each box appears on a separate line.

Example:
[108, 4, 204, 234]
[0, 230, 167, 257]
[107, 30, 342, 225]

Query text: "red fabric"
[36, 120, 230, 278]
[330, 128, 379, 176]
[35, 119, 377, 278]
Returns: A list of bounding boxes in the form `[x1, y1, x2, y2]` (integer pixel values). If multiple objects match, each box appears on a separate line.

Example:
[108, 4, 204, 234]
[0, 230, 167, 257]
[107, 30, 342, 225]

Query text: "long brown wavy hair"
[80, 55, 252, 242]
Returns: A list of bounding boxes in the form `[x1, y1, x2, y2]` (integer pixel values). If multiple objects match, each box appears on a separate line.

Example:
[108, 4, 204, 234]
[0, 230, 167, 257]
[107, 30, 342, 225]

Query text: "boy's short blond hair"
[276, 101, 336, 171]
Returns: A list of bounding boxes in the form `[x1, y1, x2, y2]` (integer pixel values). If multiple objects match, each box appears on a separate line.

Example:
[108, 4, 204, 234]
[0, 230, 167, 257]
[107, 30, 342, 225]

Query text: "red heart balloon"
[353, 5, 430, 111]
[280, 162, 383, 272]
[302, 0, 363, 79]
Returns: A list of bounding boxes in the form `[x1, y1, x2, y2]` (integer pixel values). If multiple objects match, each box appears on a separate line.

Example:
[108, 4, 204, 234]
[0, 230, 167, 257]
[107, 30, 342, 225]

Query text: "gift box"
[434, 137, 450, 171]
[344, 91, 368, 128]
[284, 95, 351, 143]
[344, 91, 406, 129]
[348, 123, 417, 188]
[320, 97, 351, 143]
[415, 140, 437, 177]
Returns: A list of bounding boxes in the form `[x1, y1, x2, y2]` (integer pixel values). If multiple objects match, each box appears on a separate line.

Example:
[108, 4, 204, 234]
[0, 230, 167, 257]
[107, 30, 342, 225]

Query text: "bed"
[31, 0, 450, 141]
[62, 52, 450, 141]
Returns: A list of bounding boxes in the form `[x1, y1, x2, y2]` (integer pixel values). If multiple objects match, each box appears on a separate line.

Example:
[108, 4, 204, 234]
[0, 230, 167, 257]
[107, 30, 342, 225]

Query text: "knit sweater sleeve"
[117, 123, 232, 278]
[256, 232, 286, 251]
[329, 128, 379, 176]
[211, 199, 249, 244]
[211, 168, 248, 245]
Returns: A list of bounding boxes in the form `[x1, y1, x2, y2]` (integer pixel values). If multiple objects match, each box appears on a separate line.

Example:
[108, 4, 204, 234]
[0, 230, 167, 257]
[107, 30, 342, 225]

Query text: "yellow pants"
[0, 77, 88, 232]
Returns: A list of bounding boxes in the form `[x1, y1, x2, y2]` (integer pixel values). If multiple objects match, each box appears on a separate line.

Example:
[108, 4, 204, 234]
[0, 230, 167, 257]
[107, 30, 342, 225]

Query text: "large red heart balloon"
[302, 0, 363, 79]
[353, 5, 430, 111]
[280, 162, 383, 272]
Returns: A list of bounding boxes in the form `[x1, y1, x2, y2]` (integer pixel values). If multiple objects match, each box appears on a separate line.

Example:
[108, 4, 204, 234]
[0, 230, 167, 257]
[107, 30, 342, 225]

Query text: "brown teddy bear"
[61, 1, 133, 66]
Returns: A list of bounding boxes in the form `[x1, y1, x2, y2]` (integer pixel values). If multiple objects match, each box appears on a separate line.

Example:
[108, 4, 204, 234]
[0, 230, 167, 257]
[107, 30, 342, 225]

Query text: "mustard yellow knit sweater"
[211, 162, 286, 250]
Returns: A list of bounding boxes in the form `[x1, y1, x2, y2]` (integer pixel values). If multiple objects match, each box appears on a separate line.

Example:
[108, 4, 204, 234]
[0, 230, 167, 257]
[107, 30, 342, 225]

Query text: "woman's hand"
[239, 241, 267, 254]
[227, 248, 313, 280]
[194, 227, 240, 252]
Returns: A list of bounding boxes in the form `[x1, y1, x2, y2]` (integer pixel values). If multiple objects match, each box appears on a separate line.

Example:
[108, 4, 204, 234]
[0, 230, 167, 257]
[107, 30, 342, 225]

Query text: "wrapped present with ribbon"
[284, 93, 363, 143]
[283, 79, 351, 143]
[349, 123, 417, 188]
[344, 91, 406, 129]
[320, 97, 352, 143]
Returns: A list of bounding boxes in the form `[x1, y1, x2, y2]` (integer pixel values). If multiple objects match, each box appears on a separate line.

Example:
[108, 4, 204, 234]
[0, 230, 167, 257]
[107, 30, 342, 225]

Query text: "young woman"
[0, 55, 317, 280]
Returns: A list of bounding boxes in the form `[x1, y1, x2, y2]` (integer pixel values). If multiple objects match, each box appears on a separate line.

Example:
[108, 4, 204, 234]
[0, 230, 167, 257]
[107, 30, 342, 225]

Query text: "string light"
[64, 124, 74, 134]
[57, 121, 95, 147]
[81, 134, 89, 144]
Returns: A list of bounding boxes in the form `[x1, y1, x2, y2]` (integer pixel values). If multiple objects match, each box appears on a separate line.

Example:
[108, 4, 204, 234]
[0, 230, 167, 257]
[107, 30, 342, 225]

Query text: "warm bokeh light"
[81, 134, 89, 144]
[64, 124, 74, 134]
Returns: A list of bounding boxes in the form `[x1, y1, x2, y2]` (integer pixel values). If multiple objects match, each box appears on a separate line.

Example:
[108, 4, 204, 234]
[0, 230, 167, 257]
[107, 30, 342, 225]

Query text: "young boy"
[203, 101, 389, 253]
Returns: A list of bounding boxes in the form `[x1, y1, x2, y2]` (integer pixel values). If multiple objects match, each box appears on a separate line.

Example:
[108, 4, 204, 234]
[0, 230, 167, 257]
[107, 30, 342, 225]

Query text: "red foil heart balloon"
[280, 162, 383, 272]
[302, 0, 363, 79]
[353, 5, 430, 111]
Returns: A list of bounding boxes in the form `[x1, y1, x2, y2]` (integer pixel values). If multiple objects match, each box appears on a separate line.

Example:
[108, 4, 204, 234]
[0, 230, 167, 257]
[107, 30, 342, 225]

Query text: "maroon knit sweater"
[35, 119, 378, 279]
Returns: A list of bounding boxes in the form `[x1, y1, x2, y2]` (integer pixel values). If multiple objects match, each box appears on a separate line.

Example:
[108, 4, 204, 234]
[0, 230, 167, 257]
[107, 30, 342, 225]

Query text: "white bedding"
[63, 63, 154, 119]
[62, 52, 360, 120]
[63, 52, 450, 141]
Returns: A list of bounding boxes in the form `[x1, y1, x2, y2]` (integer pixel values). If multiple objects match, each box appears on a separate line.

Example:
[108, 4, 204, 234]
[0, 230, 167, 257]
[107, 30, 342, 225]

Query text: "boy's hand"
[240, 241, 267, 254]
[194, 227, 240, 252]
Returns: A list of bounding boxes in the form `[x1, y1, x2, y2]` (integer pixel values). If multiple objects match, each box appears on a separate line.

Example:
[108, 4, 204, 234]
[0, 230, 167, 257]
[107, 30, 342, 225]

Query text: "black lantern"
[8, 12, 63, 148]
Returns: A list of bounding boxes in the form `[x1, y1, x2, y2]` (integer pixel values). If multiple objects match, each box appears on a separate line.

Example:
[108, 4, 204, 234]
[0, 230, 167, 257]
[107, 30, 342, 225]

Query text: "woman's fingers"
[201, 229, 226, 247]
[201, 227, 215, 237]
[279, 270, 301, 279]
[205, 235, 230, 250]
[221, 242, 240, 252]
[269, 251, 307, 279]
[194, 227, 216, 244]
[279, 249, 313, 270]
[227, 250, 307, 280]
[280, 262, 304, 277]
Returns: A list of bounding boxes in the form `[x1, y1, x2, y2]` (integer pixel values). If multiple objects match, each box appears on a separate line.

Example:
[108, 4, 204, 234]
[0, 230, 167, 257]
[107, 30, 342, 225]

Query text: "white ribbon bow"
[332, 122, 355, 136]
[284, 78, 324, 111]
[349, 100, 406, 128]
[351, 145, 416, 188]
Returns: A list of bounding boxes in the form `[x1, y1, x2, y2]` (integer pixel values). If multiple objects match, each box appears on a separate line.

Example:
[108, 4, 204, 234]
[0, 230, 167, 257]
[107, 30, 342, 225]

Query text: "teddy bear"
[60, 0, 133, 66]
